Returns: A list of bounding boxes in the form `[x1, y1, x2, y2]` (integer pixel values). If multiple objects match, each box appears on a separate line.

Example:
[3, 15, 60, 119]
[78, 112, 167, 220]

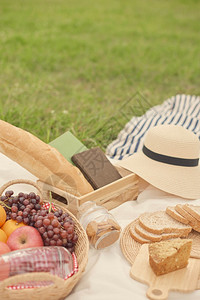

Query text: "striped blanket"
[106, 94, 200, 160]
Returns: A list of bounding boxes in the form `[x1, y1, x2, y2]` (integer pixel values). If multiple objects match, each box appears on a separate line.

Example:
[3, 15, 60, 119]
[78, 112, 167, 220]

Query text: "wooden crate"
[37, 166, 138, 216]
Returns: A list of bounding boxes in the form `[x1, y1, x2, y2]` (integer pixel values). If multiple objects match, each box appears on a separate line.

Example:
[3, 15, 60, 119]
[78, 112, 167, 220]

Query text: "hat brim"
[117, 152, 200, 199]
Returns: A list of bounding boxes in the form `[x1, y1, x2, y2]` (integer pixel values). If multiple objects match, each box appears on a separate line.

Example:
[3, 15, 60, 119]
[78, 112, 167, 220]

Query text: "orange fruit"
[0, 229, 7, 243]
[0, 205, 6, 227]
[1, 219, 26, 237]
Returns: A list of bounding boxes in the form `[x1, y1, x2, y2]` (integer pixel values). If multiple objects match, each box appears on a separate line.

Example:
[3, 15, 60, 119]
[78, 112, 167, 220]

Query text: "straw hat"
[118, 125, 200, 199]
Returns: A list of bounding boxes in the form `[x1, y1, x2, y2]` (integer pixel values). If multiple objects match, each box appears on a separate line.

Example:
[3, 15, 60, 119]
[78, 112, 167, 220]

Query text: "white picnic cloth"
[0, 153, 200, 300]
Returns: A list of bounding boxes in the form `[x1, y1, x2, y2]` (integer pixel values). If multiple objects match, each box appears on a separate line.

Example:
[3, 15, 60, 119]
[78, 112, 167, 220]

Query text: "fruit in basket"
[1, 219, 26, 237]
[1, 189, 78, 253]
[7, 226, 44, 251]
[1, 190, 41, 225]
[0, 241, 11, 255]
[0, 205, 6, 227]
[0, 229, 7, 243]
[34, 209, 78, 253]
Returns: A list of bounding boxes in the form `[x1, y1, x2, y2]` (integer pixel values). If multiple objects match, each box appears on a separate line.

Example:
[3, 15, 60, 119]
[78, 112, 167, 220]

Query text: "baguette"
[0, 120, 93, 196]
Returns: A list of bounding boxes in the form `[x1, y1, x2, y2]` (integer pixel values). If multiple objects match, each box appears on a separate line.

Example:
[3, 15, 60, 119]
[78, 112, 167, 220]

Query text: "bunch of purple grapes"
[1, 190, 78, 253]
[34, 209, 78, 253]
[1, 190, 41, 224]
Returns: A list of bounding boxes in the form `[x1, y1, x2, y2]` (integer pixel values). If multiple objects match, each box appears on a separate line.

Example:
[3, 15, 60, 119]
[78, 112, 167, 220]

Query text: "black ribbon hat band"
[142, 145, 199, 167]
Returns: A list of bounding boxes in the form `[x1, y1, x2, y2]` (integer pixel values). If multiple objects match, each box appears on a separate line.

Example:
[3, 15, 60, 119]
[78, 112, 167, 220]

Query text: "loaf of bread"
[0, 120, 93, 196]
[149, 238, 192, 276]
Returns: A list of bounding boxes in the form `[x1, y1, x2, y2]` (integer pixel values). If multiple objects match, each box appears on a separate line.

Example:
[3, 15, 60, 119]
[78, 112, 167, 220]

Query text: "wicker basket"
[0, 179, 89, 300]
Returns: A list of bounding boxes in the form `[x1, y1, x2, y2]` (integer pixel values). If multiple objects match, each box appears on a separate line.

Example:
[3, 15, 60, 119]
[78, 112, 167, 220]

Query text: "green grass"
[0, 0, 199, 149]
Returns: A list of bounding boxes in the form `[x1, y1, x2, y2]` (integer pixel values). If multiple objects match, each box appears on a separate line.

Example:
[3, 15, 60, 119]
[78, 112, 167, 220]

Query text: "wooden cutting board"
[130, 244, 200, 300]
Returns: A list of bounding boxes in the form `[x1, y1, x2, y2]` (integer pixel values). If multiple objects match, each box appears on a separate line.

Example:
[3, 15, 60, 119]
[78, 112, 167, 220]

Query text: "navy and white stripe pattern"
[106, 94, 200, 160]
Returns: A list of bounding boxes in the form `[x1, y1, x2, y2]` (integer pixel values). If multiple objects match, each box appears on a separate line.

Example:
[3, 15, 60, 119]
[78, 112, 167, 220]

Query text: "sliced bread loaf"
[183, 205, 200, 232]
[129, 220, 151, 244]
[190, 223, 200, 233]
[166, 206, 189, 224]
[135, 222, 182, 242]
[183, 204, 200, 222]
[175, 204, 200, 233]
[139, 211, 192, 235]
[149, 238, 192, 276]
[175, 204, 197, 224]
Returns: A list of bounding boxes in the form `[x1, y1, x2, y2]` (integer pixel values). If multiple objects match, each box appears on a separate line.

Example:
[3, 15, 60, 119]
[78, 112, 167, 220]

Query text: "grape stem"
[0, 200, 11, 209]
[49, 191, 52, 213]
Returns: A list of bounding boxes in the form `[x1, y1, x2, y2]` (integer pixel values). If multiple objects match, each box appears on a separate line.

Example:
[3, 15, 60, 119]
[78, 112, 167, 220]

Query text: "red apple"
[7, 226, 44, 251]
[0, 242, 11, 255]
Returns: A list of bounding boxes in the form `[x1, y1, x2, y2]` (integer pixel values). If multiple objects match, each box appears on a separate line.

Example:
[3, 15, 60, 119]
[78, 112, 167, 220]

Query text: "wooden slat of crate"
[78, 173, 138, 208]
[37, 170, 138, 216]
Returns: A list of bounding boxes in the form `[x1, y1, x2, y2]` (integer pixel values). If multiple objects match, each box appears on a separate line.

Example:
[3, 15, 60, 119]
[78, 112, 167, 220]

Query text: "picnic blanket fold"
[106, 94, 200, 160]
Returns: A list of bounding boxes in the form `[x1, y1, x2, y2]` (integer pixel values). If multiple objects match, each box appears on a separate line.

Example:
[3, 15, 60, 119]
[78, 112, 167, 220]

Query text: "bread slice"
[166, 206, 189, 224]
[175, 204, 197, 223]
[183, 204, 200, 222]
[129, 220, 151, 244]
[149, 238, 192, 276]
[190, 223, 200, 233]
[175, 204, 200, 233]
[139, 211, 192, 235]
[135, 222, 182, 242]
[183, 205, 200, 232]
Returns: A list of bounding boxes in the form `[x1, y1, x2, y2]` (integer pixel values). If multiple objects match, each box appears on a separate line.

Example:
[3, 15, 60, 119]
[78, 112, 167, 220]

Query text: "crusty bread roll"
[0, 120, 93, 196]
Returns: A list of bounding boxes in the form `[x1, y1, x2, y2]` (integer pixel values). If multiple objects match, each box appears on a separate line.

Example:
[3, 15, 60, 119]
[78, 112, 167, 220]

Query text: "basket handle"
[0, 179, 45, 202]
[0, 272, 65, 296]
